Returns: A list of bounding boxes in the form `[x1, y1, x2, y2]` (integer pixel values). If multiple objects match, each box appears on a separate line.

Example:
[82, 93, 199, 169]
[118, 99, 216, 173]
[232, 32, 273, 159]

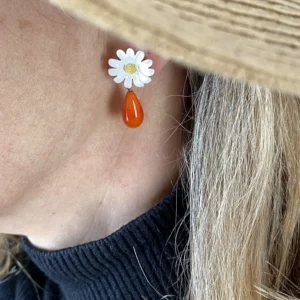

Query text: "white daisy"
[108, 48, 155, 89]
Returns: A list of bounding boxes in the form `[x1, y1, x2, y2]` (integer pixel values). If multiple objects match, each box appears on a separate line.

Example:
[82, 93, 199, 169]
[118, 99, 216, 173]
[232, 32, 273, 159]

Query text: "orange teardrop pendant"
[122, 90, 144, 128]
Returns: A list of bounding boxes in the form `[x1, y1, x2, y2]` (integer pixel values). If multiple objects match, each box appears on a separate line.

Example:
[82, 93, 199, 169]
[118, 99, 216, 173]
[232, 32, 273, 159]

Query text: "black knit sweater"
[0, 185, 189, 300]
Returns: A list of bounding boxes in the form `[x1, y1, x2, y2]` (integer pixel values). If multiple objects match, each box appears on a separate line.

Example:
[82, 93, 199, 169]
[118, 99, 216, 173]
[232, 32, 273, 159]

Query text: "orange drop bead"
[122, 90, 144, 128]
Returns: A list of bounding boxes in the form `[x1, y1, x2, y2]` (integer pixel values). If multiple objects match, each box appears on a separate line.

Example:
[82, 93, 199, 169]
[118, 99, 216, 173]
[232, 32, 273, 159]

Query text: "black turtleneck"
[0, 184, 189, 300]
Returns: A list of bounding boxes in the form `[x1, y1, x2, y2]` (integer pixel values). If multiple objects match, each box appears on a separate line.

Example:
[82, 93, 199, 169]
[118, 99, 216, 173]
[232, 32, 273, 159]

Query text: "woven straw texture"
[50, 0, 300, 94]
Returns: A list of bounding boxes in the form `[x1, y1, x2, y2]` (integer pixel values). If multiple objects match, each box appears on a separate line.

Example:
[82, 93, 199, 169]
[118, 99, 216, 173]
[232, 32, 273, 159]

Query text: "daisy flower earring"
[108, 48, 155, 128]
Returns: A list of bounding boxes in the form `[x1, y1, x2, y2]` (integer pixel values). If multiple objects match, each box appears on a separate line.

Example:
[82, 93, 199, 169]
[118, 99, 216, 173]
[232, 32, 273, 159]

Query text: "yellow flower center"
[124, 63, 137, 74]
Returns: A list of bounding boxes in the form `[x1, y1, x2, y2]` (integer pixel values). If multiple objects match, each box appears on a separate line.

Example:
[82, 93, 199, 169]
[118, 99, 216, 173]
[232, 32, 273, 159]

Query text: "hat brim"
[50, 0, 300, 94]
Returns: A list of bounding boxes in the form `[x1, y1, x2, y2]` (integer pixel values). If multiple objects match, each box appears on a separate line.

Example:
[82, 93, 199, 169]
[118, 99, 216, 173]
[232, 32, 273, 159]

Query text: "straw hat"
[50, 0, 300, 95]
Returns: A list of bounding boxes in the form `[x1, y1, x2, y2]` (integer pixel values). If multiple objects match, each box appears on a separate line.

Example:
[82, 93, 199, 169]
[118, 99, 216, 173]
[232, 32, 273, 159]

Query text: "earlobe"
[145, 51, 169, 73]
[119, 38, 169, 73]
[127, 42, 169, 73]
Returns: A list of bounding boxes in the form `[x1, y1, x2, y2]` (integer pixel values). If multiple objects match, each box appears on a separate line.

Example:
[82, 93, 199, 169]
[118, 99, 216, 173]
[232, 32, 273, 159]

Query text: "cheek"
[0, 0, 105, 210]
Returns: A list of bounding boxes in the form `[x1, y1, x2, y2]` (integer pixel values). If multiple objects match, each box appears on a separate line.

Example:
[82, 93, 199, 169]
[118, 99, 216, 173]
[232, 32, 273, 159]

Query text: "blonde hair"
[2, 73, 300, 300]
[0, 235, 22, 278]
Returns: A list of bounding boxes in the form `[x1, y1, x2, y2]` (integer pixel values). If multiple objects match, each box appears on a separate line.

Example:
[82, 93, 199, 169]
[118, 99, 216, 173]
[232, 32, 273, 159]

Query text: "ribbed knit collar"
[22, 184, 189, 299]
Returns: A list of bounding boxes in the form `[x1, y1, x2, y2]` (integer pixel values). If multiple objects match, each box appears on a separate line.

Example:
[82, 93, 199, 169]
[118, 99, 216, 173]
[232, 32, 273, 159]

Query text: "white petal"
[126, 48, 135, 57]
[109, 59, 123, 68]
[140, 68, 155, 77]
[108, 68, 120, 77]
[139, 59, 153, 68]
[138, 72, 151, 84]
[124, 75, 133, 89]
[127, 58, 136, 64]
[116, 50, 126, 60]
[133, 74, 144, 87]
[135, 51, 145, 63]
[114, 72, 126, 84]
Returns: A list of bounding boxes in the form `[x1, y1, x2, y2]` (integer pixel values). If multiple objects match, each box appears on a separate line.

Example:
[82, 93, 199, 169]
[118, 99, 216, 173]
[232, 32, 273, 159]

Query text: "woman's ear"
[128, 41, 169, 73]
[145, 51, 169, 73]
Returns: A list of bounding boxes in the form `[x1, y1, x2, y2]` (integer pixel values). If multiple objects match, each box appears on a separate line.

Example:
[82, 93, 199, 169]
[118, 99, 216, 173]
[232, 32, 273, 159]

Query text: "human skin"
[0, 0, 186, 250]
